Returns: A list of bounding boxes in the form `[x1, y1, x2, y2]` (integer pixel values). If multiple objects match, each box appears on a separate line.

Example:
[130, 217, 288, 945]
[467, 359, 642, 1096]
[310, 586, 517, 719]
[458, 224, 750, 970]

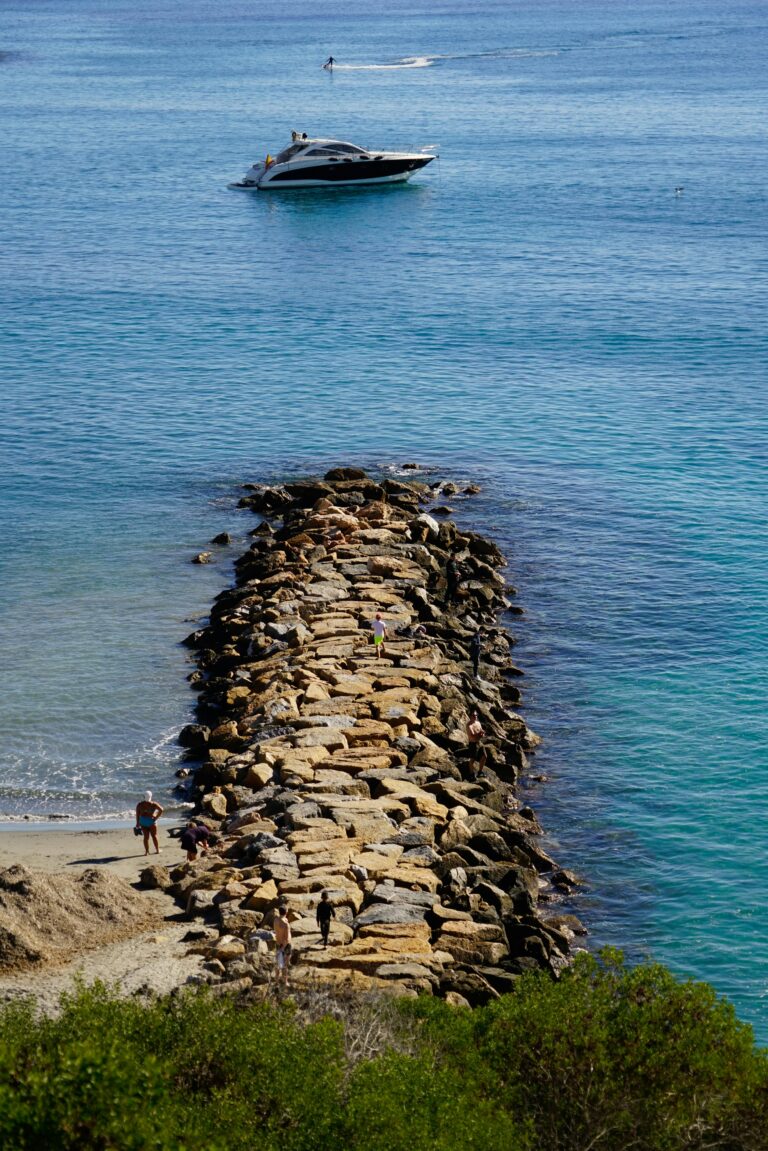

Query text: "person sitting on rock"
[135, 791, 163, 856]
[179, 820, 211, 862]
[316, 890, 335, 948]
[466, 711, 488, 778]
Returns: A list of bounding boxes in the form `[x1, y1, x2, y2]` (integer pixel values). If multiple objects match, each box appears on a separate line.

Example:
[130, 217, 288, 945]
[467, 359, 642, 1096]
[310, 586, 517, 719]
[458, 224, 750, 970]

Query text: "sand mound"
[0, 863, 158, 973]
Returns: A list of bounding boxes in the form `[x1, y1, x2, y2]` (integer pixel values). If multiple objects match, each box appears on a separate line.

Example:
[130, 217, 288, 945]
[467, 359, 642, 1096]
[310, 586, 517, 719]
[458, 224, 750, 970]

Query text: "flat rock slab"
[369, 884, 436, 909]
[353, 904, 430, 929]
[376, 962, 437, 983]
[292, 729, 349, 751]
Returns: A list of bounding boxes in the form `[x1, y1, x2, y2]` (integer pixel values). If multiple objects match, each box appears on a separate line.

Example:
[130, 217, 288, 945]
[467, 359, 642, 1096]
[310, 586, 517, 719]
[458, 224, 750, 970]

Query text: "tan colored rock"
[286, 818, 346, 839]
[290, 916, 354, 944]
[212, 936, 246, 961]
[293, 729, 349, 752]
[357, 921, 431, 943]
[290, 966, 377, 993]
[328, 754, 395, 776]
[309, 641, 359, 659]
[208, 748, 232, 766]
[227, 811, 276, 835]
[281, 745, 331, 766]
[287, 826, 351, 847]
[302, 698, 372, 719]
[243, 879, 279, 911]
[351, 529, 399, 545]
[310, 617, 361, 640]
[439, 819, 473, 850]
[202, 791, 228, 819]
[212, 882, 250, 904]
[280, 759, 316, 784]
[332, 746, 408, 767]
[243, 762, 274, 790]
[327, 675, 375, 697]
[387, 867, 441, 892]
[367, 556, 423, 579]
[349, 816, 401, 842]
[296, 841, 358, 867]
[376, 779, 449, 820]
[310, 771, 370, 797]
[345, 719, 394, 747]
[350, 852, 397, 878]
[225, 685, 252, 707]
[437, 938, 509, 965]
[444, 991, 471, 1008]
[302, 681, 330, 703]
[438, 920, 506, 942]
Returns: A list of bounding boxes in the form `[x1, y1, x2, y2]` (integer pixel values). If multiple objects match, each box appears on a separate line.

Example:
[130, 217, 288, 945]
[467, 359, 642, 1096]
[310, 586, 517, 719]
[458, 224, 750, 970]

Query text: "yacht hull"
[263, 157, 431, 188]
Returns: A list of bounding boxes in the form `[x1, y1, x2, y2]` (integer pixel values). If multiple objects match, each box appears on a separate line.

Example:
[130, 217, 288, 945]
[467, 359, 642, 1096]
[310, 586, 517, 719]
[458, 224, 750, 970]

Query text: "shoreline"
[0, 465, 584, 1009]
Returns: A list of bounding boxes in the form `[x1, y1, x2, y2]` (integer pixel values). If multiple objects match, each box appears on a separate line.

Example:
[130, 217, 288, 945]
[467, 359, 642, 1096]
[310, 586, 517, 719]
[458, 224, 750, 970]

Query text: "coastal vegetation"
[0, 951, 766, 1151]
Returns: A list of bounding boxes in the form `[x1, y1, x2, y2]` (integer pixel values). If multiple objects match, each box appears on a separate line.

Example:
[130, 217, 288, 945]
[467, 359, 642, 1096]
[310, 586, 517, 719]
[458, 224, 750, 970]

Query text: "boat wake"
[333, 55, 434, 71]
[331, 47, 561, 71]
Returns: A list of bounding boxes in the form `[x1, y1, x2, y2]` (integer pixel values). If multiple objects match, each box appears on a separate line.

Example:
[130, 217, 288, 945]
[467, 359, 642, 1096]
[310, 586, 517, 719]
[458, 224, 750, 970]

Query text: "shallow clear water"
[1, 0, 767, 1035]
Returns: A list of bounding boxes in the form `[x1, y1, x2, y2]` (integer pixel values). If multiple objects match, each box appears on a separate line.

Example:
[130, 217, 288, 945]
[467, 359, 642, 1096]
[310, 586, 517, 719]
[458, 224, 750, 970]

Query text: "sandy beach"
[0, 822, 180, 880]
[0, 823, 204, 1012]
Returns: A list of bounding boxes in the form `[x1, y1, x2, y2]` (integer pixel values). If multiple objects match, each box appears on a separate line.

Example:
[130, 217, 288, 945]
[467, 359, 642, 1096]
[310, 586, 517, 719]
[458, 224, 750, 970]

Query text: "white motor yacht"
[229, 133, 436, 190]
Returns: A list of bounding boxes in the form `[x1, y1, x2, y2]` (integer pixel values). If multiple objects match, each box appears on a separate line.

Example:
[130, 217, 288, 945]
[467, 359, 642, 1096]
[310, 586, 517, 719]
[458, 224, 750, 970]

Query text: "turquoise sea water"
[2, 0, 767, 1035]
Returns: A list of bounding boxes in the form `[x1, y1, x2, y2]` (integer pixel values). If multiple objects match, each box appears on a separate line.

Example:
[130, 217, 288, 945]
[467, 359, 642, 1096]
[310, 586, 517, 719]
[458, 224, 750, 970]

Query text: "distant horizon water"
[1, 0, 767, 1038]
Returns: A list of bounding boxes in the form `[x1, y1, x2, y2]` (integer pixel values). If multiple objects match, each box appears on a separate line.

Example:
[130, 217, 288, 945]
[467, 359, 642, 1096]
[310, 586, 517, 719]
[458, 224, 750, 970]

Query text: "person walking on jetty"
[274, 904, 292, 988]
[470, 629, 483, 678]
[371, 611, 388, 659]
[316, 890, 335, 948]
[135, 791, 163, 856]
[466, 710, 488, 778]
[445, 553, 461, 603]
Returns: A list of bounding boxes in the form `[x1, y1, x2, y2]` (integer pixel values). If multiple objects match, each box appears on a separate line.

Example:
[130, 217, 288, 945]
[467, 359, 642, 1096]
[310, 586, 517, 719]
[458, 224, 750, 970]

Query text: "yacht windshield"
[274, 143, 304, 164]
[323, 142, 367, 154]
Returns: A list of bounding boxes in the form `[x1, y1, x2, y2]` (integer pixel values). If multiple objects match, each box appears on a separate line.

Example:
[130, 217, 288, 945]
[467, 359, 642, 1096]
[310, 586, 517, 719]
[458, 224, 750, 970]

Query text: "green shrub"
[344, 1048, 524, 1151]
[0, 956, 766, 1151]
[410, 950, 768, 1150]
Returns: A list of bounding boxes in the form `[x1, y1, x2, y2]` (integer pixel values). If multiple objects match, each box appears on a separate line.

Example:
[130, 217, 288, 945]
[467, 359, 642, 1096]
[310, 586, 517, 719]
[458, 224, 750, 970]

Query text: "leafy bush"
[409, 949, 768, 1150]
[0, 954, 766, 1150]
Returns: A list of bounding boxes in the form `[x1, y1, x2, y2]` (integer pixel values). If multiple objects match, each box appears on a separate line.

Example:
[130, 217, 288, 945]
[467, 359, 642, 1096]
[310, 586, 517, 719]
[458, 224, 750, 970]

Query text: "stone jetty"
[158, 467, 584, 1005]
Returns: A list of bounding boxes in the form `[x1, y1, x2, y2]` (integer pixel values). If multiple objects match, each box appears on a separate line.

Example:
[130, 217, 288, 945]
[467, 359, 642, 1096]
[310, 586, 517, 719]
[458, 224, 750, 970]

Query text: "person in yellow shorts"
[371, 612, 388, 659]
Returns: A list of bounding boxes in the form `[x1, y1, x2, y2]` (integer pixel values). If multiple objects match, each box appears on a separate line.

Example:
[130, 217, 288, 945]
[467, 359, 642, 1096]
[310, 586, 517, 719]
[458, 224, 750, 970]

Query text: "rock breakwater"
[167, 468, 583, 1005]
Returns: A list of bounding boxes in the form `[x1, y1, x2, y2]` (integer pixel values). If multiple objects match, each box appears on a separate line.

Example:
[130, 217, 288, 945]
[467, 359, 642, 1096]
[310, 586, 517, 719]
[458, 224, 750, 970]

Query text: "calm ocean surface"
[2, 0, 767, 1035]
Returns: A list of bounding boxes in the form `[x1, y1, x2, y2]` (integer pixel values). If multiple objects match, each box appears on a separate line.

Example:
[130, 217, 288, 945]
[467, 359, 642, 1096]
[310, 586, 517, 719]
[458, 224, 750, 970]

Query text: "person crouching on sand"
[135, 791, 163, 856]
[179, 820, 211, 862]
